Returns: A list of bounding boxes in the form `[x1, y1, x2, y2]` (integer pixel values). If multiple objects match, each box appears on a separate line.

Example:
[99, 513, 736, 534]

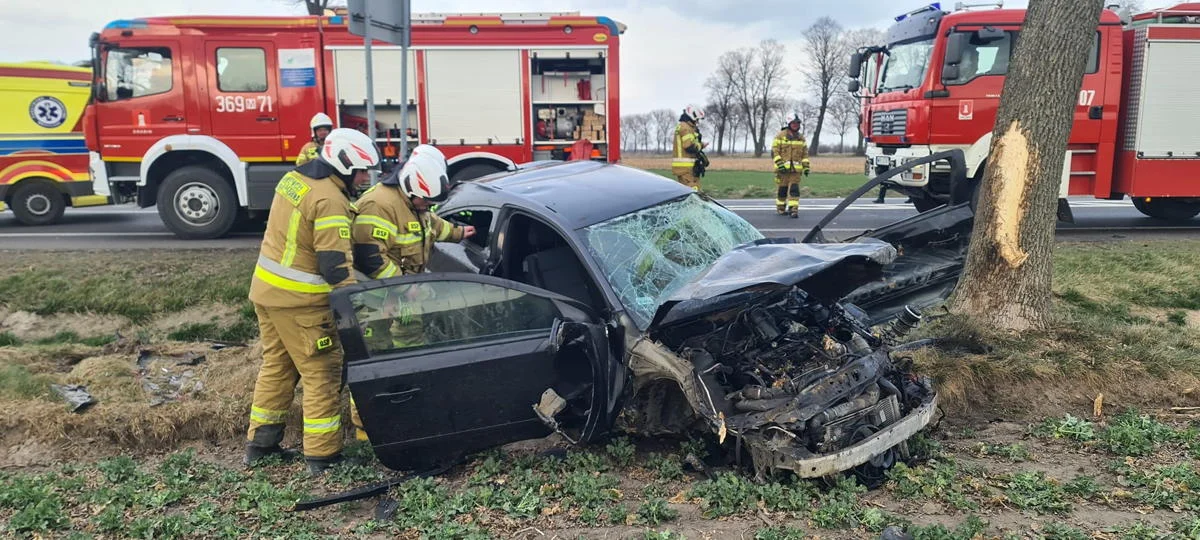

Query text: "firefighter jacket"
[351, 183, 466, 278]
[296, 141, 319, 166]
[772, 130, 810, 173]
[673, 121, 702, 171]
[249, 160, 357, 309]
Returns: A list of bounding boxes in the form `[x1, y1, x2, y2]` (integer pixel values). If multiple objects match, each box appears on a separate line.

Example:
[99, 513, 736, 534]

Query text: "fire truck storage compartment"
[424, 49, 523, 145]
[333, 49, 419, 144]
[530, 48, 607, 150]
[1126, 32, 1200, 159]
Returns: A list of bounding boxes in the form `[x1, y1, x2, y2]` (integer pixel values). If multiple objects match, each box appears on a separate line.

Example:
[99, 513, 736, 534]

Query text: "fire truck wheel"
[10, 180, 66, 226]
[1132, 197, 1200, 222]
[158, 166, 239, 240]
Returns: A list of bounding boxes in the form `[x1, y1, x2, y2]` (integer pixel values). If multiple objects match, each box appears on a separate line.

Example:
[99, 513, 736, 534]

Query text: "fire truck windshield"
[878, 39, 934, 93]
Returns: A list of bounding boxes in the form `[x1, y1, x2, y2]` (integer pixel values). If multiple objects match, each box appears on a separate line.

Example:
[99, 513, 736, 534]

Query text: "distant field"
[646, 169, 876, 199]
[621, 153, 866, 175]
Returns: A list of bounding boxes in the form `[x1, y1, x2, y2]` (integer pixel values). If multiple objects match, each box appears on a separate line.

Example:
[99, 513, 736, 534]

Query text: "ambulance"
[0, 62, 106, 225]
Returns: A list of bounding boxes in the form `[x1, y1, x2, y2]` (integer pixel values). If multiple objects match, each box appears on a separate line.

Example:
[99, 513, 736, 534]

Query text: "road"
[1, 197, 1198, 250]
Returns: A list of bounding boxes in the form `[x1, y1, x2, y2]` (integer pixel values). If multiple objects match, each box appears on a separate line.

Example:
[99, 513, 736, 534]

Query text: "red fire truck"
[849, 2, 1200, 222]
[84, 12, 625, 239]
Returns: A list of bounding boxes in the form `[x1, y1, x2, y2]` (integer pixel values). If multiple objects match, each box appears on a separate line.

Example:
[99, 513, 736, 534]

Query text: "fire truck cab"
[850, 2, 1200, 222]
[85, 12, 624, 239]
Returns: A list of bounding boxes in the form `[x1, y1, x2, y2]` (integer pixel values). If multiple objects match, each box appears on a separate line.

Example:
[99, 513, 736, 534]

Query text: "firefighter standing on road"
[772, 115, 811, 218]
[346, 144, 475, 442]
[244, 127, 380, 475]
[296, 113, 334, 166]
[672, 106, 708, 190]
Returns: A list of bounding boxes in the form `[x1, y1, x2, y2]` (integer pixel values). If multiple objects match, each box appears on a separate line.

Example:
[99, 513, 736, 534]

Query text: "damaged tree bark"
[950, 0, 1106, 331]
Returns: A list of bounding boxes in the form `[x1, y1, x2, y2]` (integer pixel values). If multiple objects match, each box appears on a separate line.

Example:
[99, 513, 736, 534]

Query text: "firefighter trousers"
[672, 166, 700, 191]
[247, 304, 344, 458]
[774, 172, 802, 215]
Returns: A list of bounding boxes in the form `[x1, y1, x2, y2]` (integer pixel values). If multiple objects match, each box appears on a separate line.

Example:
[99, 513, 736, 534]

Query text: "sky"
[1, 0, 1049, 117]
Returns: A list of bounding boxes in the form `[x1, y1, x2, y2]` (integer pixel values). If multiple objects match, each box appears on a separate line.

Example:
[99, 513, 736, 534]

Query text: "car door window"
[349, 279, 559, 355]
[442, 208, 494, 250]
[105, 47, 173, 100]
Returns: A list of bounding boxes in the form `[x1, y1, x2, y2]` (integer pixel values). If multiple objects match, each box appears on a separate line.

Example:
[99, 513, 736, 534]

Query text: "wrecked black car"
[331, 151, 973, 484]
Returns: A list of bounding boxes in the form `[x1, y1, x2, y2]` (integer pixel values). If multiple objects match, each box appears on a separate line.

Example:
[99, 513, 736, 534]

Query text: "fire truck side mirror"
[847, 79, 861, 93]
[848, 52, 864, 79]
[944, 33, 969, 67]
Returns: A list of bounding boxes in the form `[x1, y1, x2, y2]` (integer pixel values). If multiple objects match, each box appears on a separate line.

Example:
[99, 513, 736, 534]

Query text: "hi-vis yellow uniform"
[246, 161, 357, 459]
[771, 129, 811, 215]
[672, 121, 703, 190]
[296, 141, 320, 166]
[343, 182, 465, 441]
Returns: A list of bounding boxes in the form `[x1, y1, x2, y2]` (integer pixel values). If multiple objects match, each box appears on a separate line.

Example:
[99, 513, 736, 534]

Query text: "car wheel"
[451, 163, 504, 183]
[1132, 197, 1200, 222]
[9, 180, 66, 226]
[157, 165, 239, 239]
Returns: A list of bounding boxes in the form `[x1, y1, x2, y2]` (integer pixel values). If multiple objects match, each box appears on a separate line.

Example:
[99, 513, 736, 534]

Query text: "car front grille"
[870, 109, 908, 137]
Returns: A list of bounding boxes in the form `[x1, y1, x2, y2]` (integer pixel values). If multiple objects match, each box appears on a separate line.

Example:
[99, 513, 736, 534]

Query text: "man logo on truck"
[29, 96, 66, 128]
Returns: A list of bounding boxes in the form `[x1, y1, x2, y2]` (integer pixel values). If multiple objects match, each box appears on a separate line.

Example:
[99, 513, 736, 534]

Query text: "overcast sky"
[1, 0, 1044, 116]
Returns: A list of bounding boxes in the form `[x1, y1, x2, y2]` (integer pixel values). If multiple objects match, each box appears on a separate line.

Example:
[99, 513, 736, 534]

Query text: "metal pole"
[364, 2, 378, 184]
[400, 33, 409, 162]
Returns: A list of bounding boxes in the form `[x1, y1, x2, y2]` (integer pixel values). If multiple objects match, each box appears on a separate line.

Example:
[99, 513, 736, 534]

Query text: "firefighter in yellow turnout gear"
[245, 128, 380, 475]
[672, 105, 708, 190]
[772, 115, 811, 218]
[296, 112, 334, 166]
[347, 145, 475, 442]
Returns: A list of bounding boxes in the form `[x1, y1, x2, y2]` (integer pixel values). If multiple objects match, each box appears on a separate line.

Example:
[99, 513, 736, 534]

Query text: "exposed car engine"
[646, 287, 936, 485]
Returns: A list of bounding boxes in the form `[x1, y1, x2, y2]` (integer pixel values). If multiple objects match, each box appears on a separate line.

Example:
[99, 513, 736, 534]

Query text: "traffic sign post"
[347, 0, 412, 182]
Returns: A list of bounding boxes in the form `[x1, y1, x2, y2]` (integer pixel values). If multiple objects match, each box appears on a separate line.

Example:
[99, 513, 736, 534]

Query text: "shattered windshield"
[879, 39, 934, 92]
[582, 194, 764, 328]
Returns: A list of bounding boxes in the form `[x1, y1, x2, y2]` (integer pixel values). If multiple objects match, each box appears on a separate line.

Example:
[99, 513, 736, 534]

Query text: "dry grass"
[916, 240, 1200, 417]
[620, 154, 865, 175]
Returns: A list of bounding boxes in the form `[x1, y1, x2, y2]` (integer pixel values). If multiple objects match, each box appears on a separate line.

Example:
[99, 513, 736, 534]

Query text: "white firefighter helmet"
[683, 105, 705, 123]
[396, 151, 451, 203]
[310, 112, 334, 131]
[408, 143, 445, 165]
[320, 128, 380, 176]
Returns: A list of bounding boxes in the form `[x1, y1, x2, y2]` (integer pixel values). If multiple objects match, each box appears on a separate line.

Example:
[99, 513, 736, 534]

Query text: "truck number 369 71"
[215, 95, 274, 113]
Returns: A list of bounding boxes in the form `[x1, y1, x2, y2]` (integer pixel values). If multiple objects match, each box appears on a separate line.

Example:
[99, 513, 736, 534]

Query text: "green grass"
[0, 250, 255, 324]
[0, 364, 53, 400]
[649, 170, 875, 199]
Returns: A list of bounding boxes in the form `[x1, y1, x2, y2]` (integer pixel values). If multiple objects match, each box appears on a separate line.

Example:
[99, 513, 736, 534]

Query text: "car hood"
[649, 201, 974, 330]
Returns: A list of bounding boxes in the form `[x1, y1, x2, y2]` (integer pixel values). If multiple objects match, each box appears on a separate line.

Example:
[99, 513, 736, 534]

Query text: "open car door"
[331, 273, 613, 472]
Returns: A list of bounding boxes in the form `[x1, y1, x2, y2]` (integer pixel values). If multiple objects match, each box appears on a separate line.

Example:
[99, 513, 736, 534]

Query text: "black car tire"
[9, 180, 66, 226]
[157, 166, 239, 240]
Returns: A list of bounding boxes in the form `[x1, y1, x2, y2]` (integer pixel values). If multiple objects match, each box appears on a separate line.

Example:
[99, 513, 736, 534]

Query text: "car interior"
[494, 213, 606, 314]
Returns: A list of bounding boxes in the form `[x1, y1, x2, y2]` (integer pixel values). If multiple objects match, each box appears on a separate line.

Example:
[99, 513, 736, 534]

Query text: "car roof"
[444, 161, 695, 229]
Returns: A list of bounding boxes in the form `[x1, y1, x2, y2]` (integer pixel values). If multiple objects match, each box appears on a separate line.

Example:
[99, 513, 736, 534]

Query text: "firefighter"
[771, 115, 811, 218]
[296, 113, 334, 166]
[346, 145, 475, 442]
[244, 127, 380, 475]
[672, 105, 708, 190]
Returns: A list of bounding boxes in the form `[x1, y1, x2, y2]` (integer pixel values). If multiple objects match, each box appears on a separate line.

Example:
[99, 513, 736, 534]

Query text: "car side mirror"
[848, 79, 861, 93]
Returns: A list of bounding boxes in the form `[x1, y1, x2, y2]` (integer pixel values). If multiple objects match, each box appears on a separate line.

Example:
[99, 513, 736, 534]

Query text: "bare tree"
[842, 28, 886, 154]
[705, 52, 740, 155]
[649, 109, 676, 154]
[950, 0, 1107, 330]
[727, 41, 789, 157]
[801, 17, 848, 157]
[828, 93, 859, 153]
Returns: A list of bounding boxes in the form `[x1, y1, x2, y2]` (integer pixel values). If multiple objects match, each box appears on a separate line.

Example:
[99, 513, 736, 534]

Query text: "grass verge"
[647, 169, 876, 199]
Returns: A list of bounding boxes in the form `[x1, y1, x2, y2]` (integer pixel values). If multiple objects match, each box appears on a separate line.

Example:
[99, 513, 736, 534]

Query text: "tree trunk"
[839, 133, 846, 154]
[856, 116, 866, 155]
[949, 0, 1105, 331]
[811, 102, 827, 156]
[716, 122, 727, 156]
